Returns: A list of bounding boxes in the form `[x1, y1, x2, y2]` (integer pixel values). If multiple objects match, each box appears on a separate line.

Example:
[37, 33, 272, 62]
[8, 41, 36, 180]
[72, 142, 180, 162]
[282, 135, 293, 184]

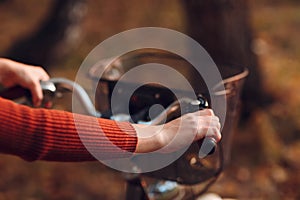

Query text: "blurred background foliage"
[0, 0, 300, 199]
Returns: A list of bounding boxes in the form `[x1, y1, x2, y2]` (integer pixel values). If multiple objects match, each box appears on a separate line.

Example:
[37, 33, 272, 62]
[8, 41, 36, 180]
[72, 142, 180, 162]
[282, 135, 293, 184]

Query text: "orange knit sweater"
[0, 97, 137, 162]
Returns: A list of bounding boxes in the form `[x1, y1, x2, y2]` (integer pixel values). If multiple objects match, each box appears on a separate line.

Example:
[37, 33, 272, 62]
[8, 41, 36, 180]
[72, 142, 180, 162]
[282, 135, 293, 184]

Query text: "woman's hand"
[133, 109, 221, 153]
[0, 58, 49, 107]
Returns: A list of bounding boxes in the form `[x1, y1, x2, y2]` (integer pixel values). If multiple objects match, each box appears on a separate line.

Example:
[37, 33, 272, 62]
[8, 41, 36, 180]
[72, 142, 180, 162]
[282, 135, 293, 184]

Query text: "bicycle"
[0, 49, 248, 200]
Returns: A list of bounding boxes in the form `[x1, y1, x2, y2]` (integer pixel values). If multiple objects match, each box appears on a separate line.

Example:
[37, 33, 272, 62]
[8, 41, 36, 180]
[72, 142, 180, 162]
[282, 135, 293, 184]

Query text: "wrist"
[132, 124, 163, 153]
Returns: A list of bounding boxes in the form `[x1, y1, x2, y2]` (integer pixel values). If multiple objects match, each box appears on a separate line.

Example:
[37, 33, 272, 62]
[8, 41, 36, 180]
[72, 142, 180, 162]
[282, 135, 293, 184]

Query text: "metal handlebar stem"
[48, 78, 101, 118]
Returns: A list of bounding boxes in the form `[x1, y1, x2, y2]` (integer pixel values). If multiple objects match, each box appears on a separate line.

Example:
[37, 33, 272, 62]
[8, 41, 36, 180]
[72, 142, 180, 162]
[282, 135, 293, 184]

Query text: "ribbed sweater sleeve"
[0, 97, 137, 162]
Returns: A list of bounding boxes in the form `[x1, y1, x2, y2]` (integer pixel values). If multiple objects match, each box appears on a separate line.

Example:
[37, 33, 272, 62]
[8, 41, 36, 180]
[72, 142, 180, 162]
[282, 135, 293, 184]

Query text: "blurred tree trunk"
[5, 0, 86, 71]
[182, 0, 273, 119]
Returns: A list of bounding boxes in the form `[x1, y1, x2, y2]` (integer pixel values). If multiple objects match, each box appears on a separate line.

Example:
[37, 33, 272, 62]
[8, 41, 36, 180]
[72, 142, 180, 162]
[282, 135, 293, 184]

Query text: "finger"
[198, 127, 222, 142]
[37, 68, 50, 81]
[198, 116, 220, 125]
[32, 68, 49, 106]
[206, 119, 221, 128]
[29, 81, 43, 107]
[208, 127, 222, 142]
[197, 109, 215, 116]
[194, 116, 221, 140]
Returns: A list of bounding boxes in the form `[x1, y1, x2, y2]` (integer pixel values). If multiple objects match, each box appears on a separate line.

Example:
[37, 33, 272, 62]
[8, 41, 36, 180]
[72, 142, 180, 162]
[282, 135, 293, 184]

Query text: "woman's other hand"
[0, 58, 49, 106]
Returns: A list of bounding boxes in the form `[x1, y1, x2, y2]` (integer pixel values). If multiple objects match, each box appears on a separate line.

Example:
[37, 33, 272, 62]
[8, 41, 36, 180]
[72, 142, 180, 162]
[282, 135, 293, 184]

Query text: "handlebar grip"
[0, 85, 30, 100]
[198, 137, 216, 158]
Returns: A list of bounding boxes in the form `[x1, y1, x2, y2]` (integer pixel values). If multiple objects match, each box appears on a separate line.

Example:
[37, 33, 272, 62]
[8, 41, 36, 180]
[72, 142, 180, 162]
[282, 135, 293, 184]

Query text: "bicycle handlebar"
[48, 78, 102, 117]
[0, 78, 216, 156]
[52, 79, 216, 156]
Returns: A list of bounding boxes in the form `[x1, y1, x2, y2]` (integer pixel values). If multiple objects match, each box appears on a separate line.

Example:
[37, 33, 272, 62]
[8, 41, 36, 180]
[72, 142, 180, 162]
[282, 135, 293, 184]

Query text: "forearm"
[0, 97, 137, 162]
